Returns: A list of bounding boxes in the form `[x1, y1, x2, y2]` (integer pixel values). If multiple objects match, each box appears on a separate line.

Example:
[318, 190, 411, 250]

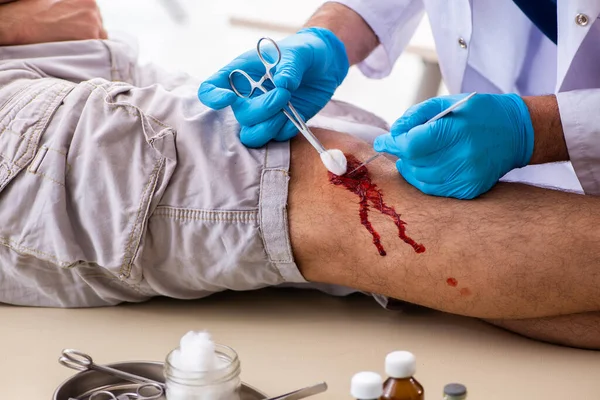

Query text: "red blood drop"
[329, 154, 425, 256]
[446, 277, 458, 287]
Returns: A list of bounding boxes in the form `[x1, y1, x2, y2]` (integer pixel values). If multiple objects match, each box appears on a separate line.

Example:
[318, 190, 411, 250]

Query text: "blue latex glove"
[198, 27, 349, 147]
[373, 93, 534, 199]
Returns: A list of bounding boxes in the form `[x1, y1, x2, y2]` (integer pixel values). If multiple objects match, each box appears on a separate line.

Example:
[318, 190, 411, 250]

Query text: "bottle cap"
[444, 383, 467, 397]
[351, 371, 383, 399]
[385, 351, 417, 378]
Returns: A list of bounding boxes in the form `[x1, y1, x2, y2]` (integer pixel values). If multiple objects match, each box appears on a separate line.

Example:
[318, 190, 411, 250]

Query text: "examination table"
[1, 289, 599, 399]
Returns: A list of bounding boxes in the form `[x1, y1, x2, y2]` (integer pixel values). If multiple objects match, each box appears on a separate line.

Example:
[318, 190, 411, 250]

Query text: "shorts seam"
[78, 271, 149, 295]
[0, 237, 71, 267]
[153, 206, 258, 223]
[14, 83, 73, 168]
[0, 83, 52, 141]
[12, 83, 59, 165]
[0, 84, 29, 116]
[45, 146, 72, 173]
[27, 169, 65, 186]
[119, 157, 164, 279]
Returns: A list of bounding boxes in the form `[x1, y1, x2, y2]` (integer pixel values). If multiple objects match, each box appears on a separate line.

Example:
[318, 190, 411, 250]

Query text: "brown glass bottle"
[381, 351, 424, 400]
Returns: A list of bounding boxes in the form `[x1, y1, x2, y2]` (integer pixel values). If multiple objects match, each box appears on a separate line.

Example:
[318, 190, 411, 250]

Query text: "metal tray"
[53, 361, 268, 400]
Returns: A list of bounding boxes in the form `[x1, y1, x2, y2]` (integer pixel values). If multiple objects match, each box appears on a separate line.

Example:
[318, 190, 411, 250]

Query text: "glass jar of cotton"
[164, 331, 241, 400]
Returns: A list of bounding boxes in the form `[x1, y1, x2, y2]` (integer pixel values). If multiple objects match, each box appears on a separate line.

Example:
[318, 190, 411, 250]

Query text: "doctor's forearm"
[304, 2, 379, 65]
[523, 95, 569, 165]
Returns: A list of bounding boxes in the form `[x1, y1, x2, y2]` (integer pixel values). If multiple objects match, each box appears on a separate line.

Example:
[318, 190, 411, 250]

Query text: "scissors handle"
[229, 69, 268, 99]
[89, 391, 119, 400]
[229, 37, 281, 99]
[228, 36, 327, 155]
[227, 72, 324, 152]
[256, 37, 281, 69]
[59, 349, 93, 371]
[136, 383, 164, 400]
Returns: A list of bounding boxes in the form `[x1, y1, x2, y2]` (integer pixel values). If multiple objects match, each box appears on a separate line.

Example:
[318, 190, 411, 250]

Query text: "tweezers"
[266, 382, 328, 400]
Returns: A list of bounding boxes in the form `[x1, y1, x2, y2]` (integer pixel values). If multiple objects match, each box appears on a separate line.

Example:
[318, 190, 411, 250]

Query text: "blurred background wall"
[97, 0, 445, 125]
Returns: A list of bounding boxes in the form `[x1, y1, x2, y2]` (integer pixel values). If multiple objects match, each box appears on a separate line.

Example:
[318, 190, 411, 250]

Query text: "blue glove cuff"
[505, 93, 535, 168]
[297, 27, 350, 85]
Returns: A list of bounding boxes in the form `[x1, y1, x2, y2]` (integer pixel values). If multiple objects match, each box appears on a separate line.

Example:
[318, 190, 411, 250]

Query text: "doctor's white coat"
[335, 0, 600, 194]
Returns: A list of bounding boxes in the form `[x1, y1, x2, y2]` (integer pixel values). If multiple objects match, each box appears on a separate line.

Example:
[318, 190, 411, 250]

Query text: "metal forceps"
[266, 382, 328, 400]
[228, 38, 327, 155]
[59, 349, 165, 389]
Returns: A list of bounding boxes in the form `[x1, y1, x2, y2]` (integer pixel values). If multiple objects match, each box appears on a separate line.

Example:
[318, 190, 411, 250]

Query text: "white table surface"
[2, 290, 600, 399]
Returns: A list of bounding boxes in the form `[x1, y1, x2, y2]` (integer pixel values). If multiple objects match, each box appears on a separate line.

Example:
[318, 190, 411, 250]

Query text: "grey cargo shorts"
[0, 38, 391, 308]
[0, 39, 305, 307]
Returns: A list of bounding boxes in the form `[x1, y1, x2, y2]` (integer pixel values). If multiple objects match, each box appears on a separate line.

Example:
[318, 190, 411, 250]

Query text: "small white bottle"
[351, 371, 383, 400]
[443, 383, 467, 400]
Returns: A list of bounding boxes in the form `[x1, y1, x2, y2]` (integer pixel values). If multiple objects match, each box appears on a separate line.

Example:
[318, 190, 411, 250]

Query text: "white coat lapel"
[557, 0, 600, 90]
[467, 0, 531, 93]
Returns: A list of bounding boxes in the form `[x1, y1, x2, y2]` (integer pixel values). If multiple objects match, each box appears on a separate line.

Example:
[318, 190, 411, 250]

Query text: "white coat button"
[458, 37, 467, 49]
[575, 13, 589, 26]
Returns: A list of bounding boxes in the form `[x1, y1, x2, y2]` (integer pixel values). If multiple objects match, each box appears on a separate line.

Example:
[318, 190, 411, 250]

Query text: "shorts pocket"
[0, 79, 177, 286]
[27, 144, 68, 186]
[0, 79, 72, 192]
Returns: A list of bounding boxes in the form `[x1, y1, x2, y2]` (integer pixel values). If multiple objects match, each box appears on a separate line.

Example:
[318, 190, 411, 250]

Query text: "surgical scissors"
[87, 383, 164, 400]
[228, 38, 327, 155]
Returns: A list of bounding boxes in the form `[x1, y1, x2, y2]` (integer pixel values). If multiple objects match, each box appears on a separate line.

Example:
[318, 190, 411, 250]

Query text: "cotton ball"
[167, 331, 240, 400]
[175, 331, 219, 371]
[320, 149, 347, 175]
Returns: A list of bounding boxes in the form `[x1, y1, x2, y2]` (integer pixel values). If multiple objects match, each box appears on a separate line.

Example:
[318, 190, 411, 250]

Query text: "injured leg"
[486, 313, 600, 350]
[288, 128, 600, 346]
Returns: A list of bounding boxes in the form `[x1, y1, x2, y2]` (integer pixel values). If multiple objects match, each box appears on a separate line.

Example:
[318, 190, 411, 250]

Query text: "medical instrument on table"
[266, 381, 328, 400]
[347, 92, 477, 175]
[229, 38, 327, 154]
[59, 350, 165, 389]
[75, 383, 163, 400]
[54, 360, 268, 400]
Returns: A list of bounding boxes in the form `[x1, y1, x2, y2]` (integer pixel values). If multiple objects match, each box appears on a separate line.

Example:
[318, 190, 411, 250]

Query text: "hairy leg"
[288, 128, 600, 321]
[486, 313, 600, 350]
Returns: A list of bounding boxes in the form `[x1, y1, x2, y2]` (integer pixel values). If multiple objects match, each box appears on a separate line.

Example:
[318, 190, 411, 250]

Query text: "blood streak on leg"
[329, 154, 425, 256]
[446, 277, 458, 287]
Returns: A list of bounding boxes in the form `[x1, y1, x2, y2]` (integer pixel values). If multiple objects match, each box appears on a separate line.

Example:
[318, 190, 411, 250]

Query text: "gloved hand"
[198, 27, 349, 147]
[373, 93, 534, 199]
